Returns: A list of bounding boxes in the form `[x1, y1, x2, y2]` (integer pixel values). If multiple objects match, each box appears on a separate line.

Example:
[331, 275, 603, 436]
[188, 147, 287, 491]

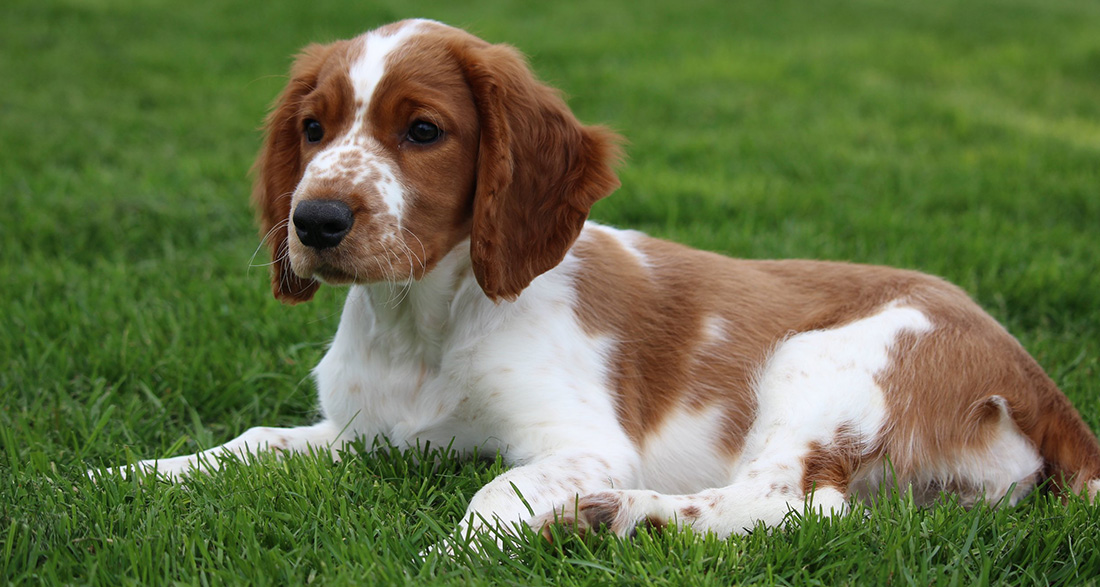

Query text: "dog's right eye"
[406, 120, 442, 145]
[304, 119, 324, 143]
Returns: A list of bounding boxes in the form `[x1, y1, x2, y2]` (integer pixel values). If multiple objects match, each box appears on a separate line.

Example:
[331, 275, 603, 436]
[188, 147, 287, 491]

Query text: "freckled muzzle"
[293, 199, 355, 250]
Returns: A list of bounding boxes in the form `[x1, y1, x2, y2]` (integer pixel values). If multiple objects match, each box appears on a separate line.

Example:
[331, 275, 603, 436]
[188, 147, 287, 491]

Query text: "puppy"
[97, 19, 1100, 543]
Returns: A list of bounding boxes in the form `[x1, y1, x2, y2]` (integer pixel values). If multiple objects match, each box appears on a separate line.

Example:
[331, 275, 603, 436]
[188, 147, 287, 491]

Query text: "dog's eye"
[303, 119, 324, 143]
[406, 120, 441, 144]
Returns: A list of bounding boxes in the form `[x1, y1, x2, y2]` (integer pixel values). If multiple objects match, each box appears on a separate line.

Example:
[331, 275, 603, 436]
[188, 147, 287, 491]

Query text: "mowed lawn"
[4, 0, 1100, 584]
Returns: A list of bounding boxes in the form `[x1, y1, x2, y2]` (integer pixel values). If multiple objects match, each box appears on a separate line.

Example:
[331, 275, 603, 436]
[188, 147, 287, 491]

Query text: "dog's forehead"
[348, 19, 449, 107]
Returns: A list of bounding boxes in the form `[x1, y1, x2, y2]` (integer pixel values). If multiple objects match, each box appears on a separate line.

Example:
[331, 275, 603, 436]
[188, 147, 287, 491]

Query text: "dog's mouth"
[287, 246, 358, 285]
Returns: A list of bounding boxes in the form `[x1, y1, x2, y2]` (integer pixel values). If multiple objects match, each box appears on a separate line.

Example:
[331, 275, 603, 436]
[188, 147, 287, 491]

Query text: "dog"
[96, 19, 1100, 544]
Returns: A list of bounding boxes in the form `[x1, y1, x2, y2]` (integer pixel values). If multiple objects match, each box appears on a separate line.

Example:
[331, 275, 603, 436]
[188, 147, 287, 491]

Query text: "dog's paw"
[534, 490, 668, 540]
[86, 463, 144, 482]
[86, 463, 151, 483]
[86, 457, 198, 483]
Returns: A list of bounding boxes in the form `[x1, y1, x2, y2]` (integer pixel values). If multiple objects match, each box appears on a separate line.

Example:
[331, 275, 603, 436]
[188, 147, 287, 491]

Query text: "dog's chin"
[295, 261, 412, 287]
[311, 265, 357, 286]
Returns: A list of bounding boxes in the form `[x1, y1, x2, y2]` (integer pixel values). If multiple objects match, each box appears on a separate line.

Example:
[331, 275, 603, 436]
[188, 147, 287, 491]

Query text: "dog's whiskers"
[248, 219, 291, 270]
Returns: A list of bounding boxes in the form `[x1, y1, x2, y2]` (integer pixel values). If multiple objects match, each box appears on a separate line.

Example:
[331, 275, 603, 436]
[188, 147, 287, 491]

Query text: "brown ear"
[250, 44, 337, 304]
[458, 41, 622, 301]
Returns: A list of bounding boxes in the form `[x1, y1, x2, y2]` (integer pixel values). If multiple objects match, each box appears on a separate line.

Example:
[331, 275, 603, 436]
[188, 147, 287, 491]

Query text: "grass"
[3, 0, 1100, 583]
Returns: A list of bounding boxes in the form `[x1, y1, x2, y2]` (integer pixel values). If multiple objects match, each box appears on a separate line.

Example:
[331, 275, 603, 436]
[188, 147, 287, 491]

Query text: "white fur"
[637, 406, 733, 494]
[312, 244, 643, 539]
[348, 23, 423, 109]
[741, 302, 931, 472]
[700, 315, 729, 345]
[345, 21, 429, 223]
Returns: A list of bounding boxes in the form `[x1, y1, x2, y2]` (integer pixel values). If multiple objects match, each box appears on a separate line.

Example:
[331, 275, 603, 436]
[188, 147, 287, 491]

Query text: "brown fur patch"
[680, 505, 702, 520]
[572, 233, 939, 450]
[640, 515, 667, 535]
[578, 493, 624, 531]
[573, 233, 1100, 496]
[802, 425, 868, 495]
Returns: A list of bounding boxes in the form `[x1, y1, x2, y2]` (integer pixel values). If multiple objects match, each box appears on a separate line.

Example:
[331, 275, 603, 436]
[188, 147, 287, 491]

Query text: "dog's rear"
[874, 282, 1100, 502]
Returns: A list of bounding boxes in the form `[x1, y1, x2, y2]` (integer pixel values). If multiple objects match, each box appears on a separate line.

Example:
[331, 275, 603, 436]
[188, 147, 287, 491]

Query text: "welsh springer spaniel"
[97, 19, 1100, 546]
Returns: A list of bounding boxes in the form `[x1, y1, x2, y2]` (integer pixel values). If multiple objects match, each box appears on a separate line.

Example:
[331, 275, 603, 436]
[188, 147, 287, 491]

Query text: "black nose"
[293, 200, 354, 250]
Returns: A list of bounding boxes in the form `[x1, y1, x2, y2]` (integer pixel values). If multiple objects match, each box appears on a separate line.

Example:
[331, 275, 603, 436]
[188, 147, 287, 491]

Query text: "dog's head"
[252, 19, 622, 304]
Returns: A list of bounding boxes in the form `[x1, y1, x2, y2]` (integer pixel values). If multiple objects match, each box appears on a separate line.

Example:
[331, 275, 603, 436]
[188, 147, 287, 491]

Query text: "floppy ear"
[457, 40, 622, 301]
[250, 44, 337, 304]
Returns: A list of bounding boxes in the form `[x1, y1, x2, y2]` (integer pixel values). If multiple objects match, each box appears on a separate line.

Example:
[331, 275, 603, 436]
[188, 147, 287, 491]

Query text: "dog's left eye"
[406, 120, 442, 144]
[304, 119, 324, 143]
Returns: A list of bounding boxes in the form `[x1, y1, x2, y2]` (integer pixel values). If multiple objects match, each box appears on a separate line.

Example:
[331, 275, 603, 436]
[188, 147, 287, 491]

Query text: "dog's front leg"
[441, 451, 634, 550]
[89, 420, 347, 480]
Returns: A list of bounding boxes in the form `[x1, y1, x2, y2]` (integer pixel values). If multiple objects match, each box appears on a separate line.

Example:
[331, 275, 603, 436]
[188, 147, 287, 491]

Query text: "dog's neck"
[353, 242, 477, 364]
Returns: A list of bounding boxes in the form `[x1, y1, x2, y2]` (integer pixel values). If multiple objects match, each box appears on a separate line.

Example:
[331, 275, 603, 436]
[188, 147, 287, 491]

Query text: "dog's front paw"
[86, 462, 147, 482]
[87, 456, 199, 483]
[534, 490, 666, 540]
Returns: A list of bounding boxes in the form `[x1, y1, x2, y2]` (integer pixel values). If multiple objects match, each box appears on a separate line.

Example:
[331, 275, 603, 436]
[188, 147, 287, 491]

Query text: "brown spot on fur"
[578, 493, 623, 531]
[640, 515, 667, 534]
[802, 425, 868, 495]
[680, 505, 702, 520]
[766, 482, 797, 498]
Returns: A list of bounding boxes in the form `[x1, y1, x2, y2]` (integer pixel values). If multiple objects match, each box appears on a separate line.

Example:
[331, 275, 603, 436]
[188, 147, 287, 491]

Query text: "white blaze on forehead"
[347, 22, 426, 223]
[349, 21, 425, 109]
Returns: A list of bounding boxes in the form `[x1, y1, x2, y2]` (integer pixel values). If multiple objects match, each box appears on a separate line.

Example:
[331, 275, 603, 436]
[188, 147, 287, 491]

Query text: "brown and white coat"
[98, 19, 1100, 546]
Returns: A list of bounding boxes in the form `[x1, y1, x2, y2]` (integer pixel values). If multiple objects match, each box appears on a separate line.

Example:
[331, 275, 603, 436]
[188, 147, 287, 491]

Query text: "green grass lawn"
[4, 0, 1100, 584]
